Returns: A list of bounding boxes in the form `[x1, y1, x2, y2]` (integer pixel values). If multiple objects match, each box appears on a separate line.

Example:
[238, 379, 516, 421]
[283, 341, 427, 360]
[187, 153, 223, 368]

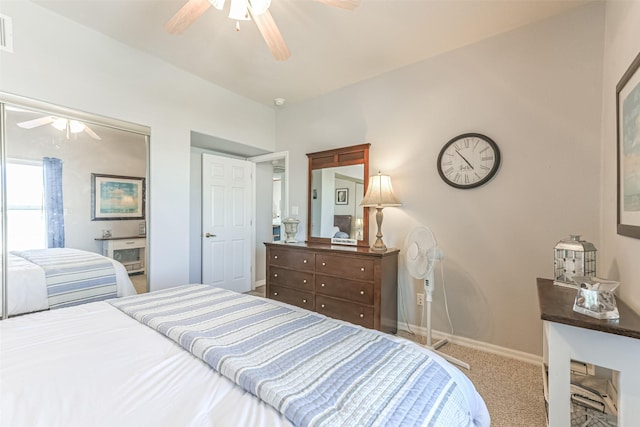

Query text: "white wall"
[600, 1, 640, 312]
[276, 3, 605, 355]
[0, 1, 276, 290]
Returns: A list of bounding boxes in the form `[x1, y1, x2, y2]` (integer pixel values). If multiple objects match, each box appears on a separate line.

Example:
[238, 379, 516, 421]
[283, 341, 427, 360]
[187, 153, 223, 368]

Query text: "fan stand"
[423, 277, 470, 370]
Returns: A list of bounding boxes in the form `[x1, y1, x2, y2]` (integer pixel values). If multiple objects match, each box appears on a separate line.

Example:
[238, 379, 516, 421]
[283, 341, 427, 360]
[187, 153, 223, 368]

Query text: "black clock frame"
[437, 133, 501, 189]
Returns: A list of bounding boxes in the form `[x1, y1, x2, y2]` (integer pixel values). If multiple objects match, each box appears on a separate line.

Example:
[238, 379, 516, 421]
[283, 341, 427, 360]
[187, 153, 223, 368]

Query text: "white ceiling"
[33, 0, 591, 107]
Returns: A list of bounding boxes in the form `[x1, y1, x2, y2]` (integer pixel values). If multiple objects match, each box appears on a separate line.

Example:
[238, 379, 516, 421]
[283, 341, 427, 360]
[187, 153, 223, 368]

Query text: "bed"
[0, 248, 136, 317]
[0, 284, 490, 426]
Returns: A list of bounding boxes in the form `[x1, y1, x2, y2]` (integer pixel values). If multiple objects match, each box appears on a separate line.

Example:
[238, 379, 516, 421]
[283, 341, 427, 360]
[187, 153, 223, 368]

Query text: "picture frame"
[335, 188, 349, 205]
[91, 173, 146, 221]
[616, 51, 640, 239]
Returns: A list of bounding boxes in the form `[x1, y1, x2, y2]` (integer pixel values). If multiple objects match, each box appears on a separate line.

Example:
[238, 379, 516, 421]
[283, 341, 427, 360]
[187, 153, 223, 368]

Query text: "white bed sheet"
[0, 301, 293, 427]
[0, 254, 136, 316]
[0, 290, 490, 427]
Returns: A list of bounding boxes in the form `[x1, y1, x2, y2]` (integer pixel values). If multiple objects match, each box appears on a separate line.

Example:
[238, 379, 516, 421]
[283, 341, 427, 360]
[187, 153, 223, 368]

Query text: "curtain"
[43, 157, 65, 248]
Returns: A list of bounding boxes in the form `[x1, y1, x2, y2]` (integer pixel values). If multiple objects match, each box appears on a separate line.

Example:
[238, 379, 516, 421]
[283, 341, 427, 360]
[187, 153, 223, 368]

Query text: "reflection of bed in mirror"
[0, 248, 136, 317]
[333, 214, 352, 238]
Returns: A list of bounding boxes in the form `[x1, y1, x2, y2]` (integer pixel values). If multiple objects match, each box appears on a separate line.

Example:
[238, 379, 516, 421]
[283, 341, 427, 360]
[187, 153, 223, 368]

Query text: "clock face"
[437, 133, 501, 189]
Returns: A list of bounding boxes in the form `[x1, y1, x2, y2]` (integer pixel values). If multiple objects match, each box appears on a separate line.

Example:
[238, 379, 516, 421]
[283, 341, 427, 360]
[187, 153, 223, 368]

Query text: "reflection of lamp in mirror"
[360, 171, 401, 251]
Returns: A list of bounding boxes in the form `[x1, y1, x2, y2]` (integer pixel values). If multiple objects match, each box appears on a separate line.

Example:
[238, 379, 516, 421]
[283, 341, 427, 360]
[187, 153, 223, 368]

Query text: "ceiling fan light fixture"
[51, 118, 67, 131]
[249, 0, 271, 15]
[69, 120, 86, 133]
[229, 0, 250, 21]
[209, 0, 225, 10]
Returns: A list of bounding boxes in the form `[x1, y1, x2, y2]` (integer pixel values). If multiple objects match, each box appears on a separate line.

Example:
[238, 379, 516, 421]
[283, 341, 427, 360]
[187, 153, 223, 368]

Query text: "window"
[6, 160, 45, 251]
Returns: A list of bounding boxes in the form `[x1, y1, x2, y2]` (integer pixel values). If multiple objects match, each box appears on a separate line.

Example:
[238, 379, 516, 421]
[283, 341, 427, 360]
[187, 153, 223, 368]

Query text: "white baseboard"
[254, 279, 266, 289]
[399, 323, 542, 366]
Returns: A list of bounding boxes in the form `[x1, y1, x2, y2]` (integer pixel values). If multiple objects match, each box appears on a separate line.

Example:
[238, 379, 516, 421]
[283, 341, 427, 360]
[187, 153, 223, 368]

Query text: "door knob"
[205, 233, 216, 238]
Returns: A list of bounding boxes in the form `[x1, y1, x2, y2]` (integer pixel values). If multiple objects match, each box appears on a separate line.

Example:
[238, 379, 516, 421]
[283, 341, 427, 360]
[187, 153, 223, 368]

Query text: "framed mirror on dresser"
[264, 144, 399, 334]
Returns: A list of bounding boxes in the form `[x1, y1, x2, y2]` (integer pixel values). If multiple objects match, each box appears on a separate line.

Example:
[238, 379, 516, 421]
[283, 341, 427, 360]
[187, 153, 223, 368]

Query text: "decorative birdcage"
[554, 235, 597, 287]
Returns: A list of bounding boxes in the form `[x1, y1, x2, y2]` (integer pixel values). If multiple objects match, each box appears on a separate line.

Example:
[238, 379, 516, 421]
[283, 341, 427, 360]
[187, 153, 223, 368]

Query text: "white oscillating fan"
[404, 226, 470, 370]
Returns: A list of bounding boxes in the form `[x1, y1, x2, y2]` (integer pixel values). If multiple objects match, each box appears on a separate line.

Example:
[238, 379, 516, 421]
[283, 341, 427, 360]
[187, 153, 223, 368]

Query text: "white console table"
[537, 277, 640, 426]
[96, 236, 146, 274]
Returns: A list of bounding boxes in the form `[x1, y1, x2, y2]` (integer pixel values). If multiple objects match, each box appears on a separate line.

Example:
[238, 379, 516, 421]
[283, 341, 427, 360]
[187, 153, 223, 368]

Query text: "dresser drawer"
[315, 274, 374, 305]
[316, 296, 374, 329]
[270, 248, 315, 272]
[269, 285, 314, 311]
[316, 254, 374, 281]
[269, 267, 314, 291]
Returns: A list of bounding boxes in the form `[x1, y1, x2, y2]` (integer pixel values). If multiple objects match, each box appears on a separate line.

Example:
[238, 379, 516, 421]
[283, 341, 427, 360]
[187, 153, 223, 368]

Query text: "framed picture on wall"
[617, 51, 640, 239]
[335, 188, 349, 205]
[91, 173, 146, 220]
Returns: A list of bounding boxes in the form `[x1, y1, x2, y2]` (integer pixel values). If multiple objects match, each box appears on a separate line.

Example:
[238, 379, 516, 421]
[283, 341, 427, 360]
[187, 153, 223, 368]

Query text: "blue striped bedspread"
[12, 248, 117, 309]
[110, 285, 480, 427]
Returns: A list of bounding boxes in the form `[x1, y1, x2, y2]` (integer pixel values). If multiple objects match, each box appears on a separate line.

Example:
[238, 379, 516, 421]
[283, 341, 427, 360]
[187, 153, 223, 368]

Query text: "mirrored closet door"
[1, 94, 150, 318]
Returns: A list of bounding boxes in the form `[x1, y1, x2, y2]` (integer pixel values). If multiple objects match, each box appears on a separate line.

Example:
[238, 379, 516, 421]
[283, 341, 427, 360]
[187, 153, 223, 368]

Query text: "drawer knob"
[274, 273, 278, 278]
[360, 267, 365, 272]
[360, 290, 365, 295]
[274, 292, 278, 296]
[321, 304, 325, 308]
[360, 314, 364, 318]
[302, 299, 307, 303]
[322, 262, 326, 266]
[321, 283, 326, 287]
[303, 259, 308, 264]
[303, 279, 307, 284]
[274, 255, 278, 259]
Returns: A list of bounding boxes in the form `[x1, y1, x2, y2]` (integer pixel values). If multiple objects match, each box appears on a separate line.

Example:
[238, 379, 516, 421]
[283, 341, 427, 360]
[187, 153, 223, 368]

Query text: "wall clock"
[437, 133, 501, 189]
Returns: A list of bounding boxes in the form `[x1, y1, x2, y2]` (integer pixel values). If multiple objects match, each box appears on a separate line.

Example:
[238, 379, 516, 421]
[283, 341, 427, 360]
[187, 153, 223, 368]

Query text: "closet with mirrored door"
[1, 93, 150, 319]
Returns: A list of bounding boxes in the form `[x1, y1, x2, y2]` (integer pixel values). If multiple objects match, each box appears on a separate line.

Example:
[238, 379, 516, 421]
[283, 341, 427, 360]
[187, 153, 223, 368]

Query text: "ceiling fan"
[17, 116, 102, 140]
[164, 0, 361, 61]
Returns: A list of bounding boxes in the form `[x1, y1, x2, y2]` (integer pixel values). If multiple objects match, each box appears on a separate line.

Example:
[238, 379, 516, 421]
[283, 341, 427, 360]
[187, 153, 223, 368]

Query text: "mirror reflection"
[310, 165, 364, 239]
[1, 101, 149, 317]
[307, 143, 369, 246]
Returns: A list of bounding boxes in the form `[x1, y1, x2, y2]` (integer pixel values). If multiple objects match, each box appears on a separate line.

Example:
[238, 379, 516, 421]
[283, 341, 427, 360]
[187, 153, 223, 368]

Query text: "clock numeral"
[481, 156, 494, 161]
[463, 139, 470, 149]
[443, 167, 454, 176]
[453, 173, 461, 183]
[452, 142, 461, 151]
[442, 160, 453, 166]
[479, 147, 491, 154]
[472, 139, 480, 150]
[479, 165, 490, 171]
[474, 172, 482, 180]
[464, 174, 470, 184]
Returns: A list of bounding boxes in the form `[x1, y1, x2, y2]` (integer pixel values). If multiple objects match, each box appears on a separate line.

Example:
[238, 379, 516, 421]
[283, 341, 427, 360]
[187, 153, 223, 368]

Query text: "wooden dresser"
[264, 242, 399, 334]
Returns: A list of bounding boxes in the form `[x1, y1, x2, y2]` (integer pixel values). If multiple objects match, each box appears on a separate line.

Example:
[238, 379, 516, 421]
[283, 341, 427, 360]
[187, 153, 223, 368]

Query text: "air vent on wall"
[0, 14, 14, 53]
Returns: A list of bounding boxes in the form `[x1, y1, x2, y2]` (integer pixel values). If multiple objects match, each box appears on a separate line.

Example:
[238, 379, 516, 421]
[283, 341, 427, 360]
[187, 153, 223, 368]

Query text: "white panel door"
[202, 153, 252, 293]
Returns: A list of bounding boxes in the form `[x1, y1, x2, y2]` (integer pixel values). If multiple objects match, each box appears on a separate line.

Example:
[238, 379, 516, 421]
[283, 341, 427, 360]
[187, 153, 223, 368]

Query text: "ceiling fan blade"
[314, 0, 360, 11]
[84, 125, 102, 140]
[164, 0, 212, 34]
[16, 116, 55, 129]
[248, 8, 290, 61]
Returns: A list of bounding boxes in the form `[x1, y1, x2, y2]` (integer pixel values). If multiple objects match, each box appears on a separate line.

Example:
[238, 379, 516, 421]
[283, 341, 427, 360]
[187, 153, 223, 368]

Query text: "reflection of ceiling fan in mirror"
[17, 116, 102, 140]
[164, 0, 360, 61]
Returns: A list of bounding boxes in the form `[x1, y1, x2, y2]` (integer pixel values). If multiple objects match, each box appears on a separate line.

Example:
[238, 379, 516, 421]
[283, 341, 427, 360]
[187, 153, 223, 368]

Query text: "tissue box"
[572, 276, 620, 320]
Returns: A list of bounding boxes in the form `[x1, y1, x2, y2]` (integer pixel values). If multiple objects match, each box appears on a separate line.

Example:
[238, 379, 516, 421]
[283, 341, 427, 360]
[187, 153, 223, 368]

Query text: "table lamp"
[360, 171, 401, 251]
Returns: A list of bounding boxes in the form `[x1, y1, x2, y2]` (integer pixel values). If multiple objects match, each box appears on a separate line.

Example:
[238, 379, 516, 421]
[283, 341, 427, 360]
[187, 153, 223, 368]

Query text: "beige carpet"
[398, 331, 547, 426]
[248, 286, 546, 426]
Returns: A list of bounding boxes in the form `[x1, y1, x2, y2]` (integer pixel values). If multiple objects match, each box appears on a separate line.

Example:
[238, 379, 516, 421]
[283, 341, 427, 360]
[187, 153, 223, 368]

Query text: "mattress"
[0, 286, 490, 427]
[0, 250, 136, 316]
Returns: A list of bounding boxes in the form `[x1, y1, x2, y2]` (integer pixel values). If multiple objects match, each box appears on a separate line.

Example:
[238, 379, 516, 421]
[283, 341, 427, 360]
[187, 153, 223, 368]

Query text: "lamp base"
[370, 238, 387, 252]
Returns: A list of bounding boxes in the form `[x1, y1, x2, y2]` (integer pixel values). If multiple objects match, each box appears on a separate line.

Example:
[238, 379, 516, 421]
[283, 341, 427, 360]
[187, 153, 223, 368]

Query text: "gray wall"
[276, 3, 606, 355]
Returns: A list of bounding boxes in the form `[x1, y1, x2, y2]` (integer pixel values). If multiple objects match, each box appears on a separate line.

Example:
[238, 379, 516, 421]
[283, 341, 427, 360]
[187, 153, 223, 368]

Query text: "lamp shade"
[360, 172, 401, 207]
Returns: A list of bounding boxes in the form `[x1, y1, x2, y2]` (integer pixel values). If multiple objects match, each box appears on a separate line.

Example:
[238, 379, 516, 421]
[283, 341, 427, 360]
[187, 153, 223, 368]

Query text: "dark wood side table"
[536, 277, 640, 426]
